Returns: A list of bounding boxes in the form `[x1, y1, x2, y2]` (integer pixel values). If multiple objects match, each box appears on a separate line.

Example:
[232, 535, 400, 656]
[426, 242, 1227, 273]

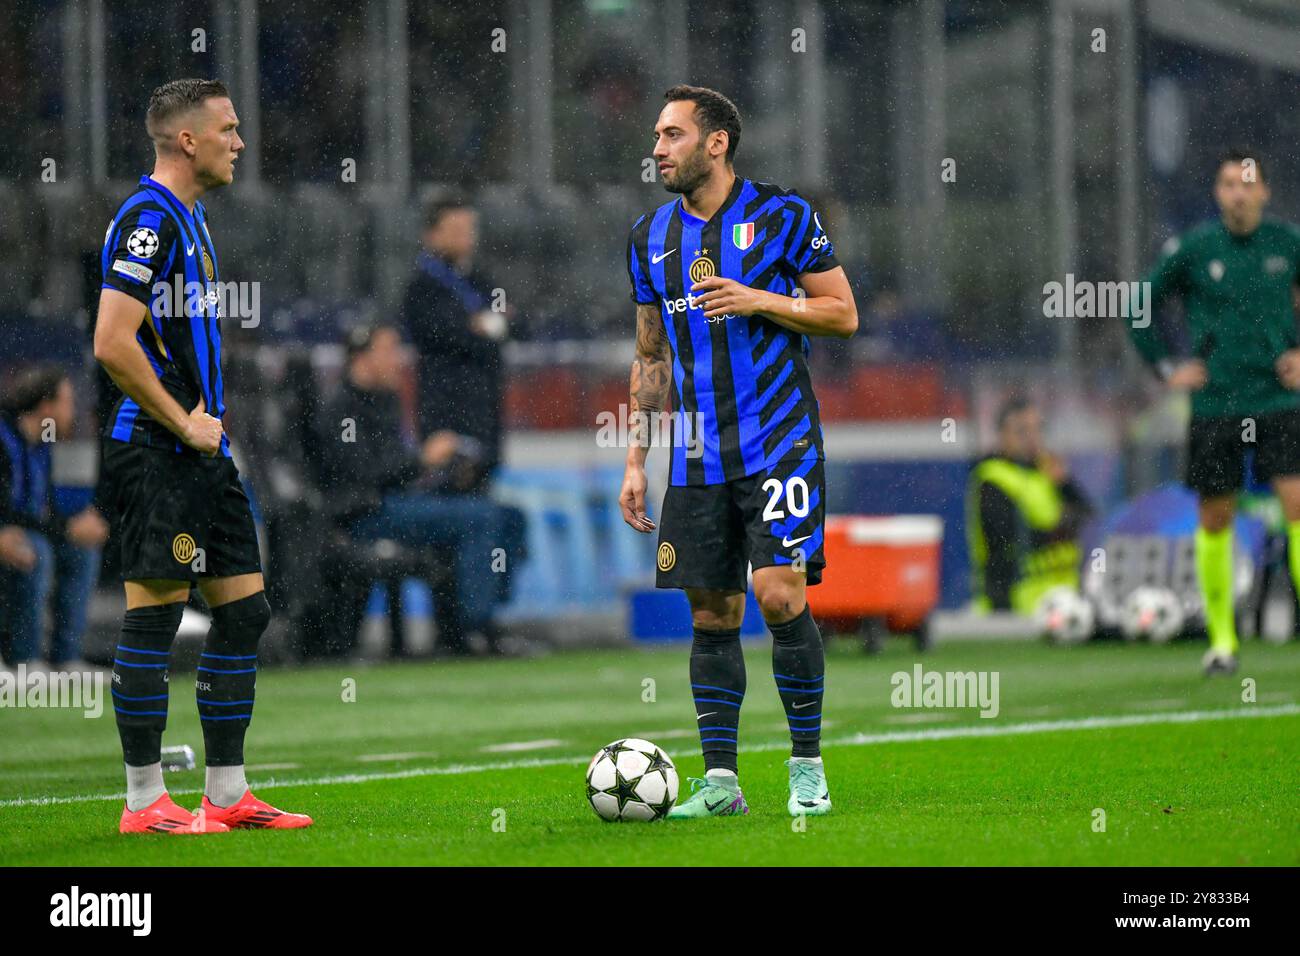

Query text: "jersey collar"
[139, 175, 196, 221]
[676, 175, 746, 227]
[1219, 218, 1261, 244]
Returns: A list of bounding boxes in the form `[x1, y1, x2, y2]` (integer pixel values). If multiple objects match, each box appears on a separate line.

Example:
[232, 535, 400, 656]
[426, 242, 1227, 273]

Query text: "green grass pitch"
[1, 637, 1297, 866]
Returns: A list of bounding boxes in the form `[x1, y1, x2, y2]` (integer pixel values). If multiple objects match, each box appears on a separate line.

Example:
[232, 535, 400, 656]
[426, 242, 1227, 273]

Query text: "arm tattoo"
[630, 303, 670, 447]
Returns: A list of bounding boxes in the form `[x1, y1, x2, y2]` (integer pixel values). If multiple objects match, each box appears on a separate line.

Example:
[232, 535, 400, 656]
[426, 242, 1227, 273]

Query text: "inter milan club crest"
[171, 532, 196, 564]
[689, 254, 715, 283]
[732, 222, 755, 250]
[657, 541, 676, 572]
[203, 250, 214, 281]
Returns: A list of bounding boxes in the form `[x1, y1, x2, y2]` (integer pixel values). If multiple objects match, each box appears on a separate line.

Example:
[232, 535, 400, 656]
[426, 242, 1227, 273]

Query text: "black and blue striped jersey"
[100, 174, 229, 458]
[627, 177, 839, 487]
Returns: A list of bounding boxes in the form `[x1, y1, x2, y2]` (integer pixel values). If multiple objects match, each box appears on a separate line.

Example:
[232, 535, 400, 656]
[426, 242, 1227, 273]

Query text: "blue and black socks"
[690, 625, 746, 774]
[769, 604, 826, 758]
[114, 593, 271, 810]
[197, 592, 271, 768]
[113, 602, 185, 769]
[689, 604, 827, 772]
[114, 602, 184, 812]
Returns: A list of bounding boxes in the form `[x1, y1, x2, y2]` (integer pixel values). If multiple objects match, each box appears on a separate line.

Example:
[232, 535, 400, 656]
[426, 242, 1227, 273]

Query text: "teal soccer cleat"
[667, 775, 750, 819]
[786, 757, 832, 816]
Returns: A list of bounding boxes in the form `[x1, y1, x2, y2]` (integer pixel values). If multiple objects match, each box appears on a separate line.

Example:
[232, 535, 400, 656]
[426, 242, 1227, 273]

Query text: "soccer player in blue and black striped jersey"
[620, 86, 858, 818]
[95, 79, 310, 834]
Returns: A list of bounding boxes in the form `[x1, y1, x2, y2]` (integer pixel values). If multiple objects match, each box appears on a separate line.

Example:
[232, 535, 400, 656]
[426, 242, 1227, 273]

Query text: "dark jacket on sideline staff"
[313, 381, 423, 527]
[400, 251, 503, 472]
[0, 412, 65, 540]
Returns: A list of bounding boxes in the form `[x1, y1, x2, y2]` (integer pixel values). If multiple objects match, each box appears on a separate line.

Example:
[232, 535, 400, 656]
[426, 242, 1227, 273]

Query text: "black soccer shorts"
[101, 439, 263, 582]
[655, 455, 826, 592]
[1186, 407, 1300, 497]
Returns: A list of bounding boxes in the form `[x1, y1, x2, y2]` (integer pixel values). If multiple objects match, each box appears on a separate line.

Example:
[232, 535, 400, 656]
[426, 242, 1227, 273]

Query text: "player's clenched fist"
[184, 396, 224, 455]
[619, 463, 656, 533]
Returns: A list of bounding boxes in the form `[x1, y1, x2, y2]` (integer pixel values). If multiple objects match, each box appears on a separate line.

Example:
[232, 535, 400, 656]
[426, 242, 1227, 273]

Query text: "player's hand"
[183, 397, 224, 456]
[619, 462, 655, 533]
[690, 276, 768, 319]
[0, 526, 36, 572]
[470, 310, 508, 341]
[1276, 349, 1300, 390]
[1039, 451, 1068, 484]
[65, 508, 110, 548]
[421, 431, 460, 469]
[1166, 360, 1208, 391]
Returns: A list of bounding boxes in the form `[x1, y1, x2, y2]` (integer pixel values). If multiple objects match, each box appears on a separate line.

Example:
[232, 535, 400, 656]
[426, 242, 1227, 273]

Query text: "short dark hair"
[996, 395, 1035, 431]
[423, 195, 474, 231]
[664, 84, 742, 164]
[1216, 147, 1266, 183]
[344, 322, 399, 362]
[146, 78, 230, 144]
[2, 366, 68, 417]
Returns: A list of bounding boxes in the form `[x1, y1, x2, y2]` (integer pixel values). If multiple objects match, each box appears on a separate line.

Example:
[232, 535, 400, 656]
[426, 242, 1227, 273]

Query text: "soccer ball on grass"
[1120, 586, 1185, 643]
[1035, 586, 1096, 644]
[585, 738, 678, 822]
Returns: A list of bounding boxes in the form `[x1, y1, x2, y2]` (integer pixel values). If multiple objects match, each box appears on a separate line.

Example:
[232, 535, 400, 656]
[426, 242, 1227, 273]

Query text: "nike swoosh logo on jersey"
[792, 700, 816, 709]
[782, 534, 812, 548]
[186, 243, 196, 255]
[652, 248, 677, 264]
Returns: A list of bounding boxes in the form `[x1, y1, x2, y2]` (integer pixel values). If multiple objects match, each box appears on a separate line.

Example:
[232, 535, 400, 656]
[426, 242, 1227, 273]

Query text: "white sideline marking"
[833, 704, 1299, 747]
[2, 703, 1296, 810]
[480, 739, 564, 753]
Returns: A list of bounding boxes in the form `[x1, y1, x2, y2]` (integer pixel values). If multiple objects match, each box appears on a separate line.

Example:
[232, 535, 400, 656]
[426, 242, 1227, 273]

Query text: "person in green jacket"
[968, 397, 1093, 615]
[1126, 148, 1300, 675]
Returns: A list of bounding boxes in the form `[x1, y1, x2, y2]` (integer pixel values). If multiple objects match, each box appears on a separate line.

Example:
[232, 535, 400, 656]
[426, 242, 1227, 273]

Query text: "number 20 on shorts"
[762, 476, 810, 522]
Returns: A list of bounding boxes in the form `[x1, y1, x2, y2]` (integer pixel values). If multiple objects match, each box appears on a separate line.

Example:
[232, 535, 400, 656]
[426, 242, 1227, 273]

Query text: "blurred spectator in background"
[402, 196, 508, 483]
[967, 396, 1093, 614]
[0, 367, 109, 667]
[570, 46, 647, 180]
[314, 324, 522, 655]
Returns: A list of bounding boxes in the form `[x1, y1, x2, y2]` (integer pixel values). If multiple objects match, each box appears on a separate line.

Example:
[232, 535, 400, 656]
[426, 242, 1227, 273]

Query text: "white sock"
[204, 765, 248, 808]
[790, 755, 823, 765]
[705, 768, 739, 789]
[125, 762, 166, 812]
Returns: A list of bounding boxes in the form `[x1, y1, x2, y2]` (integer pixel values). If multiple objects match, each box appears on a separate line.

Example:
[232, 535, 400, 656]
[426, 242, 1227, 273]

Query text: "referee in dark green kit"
[1125, 148, 1300, 676]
